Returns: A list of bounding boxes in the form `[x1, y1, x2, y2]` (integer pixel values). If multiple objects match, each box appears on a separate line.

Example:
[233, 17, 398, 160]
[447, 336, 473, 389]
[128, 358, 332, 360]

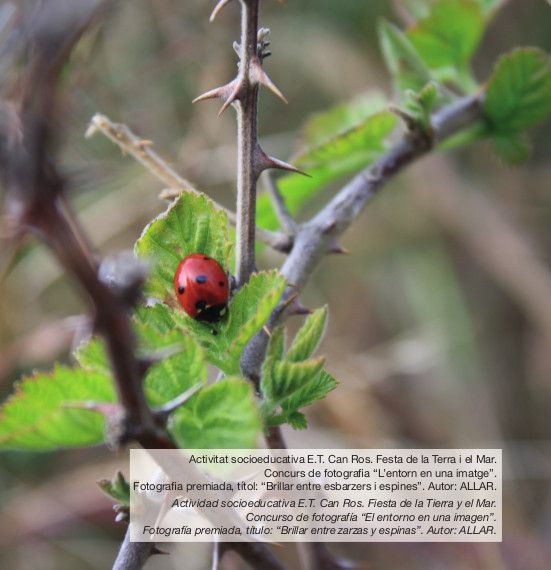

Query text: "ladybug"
[174, 253, 230, 324]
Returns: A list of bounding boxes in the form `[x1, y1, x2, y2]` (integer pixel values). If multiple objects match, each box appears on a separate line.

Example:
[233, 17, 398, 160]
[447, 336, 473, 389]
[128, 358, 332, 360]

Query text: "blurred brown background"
[1, 0, 550, 568]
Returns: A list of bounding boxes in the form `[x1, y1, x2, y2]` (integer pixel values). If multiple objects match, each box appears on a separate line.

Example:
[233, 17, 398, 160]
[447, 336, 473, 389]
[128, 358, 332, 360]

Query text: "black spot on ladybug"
[203, 256, 210, 260]
[196, 275, 208, 284]
[219, 281, 225, 287]
[195, 300, 207, 311]
[178, 286, 185, 294]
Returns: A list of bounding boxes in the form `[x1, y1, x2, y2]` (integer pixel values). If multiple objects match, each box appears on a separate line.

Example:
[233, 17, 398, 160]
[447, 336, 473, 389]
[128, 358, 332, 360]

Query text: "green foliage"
[287, 306, 328, 362]
[408, 0, 484, 87]
[0, 366, 115, 450]
[261, 308, 337, 429]
[484, 48, 551, 164]
[257, 111, 397, 230]
[78, 325, 207, 407]
[403, 82, 439, 132]
[169, 378, 261, 448]
[302, 93, 387, 146]
[98, 471, 130, 506]
[378, 20, 433, 94]
[135, 192, 230, 300]
[485, 48, 551, 134]
[138, 271, 285, 375]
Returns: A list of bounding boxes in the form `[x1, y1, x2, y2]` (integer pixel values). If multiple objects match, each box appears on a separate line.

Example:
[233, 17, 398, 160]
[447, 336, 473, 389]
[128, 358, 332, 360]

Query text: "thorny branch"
[0, 3, 292, 570]
[0, 1, 488, 570]
[86, 114, 292, 253]
[195, 0, 302, 285]
[241, 94, 483, 384]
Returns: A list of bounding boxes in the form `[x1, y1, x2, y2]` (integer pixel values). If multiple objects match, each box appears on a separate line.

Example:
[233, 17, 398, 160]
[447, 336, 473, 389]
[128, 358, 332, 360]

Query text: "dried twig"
[86, 113, 291, 253]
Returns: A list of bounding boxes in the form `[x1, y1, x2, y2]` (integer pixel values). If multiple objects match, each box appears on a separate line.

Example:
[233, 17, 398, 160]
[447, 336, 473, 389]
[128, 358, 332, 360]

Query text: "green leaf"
[262, 358, 325, 410]
[379, 20, 433, 94]
[98, 471, 130, 506]
[287, 411, 308, 430]
[484, 48, 551, 134]
[303, 93, 388, 146]
[135, 192, 230, 300]
[141, 333, 206, 407]
[257, 111, 397, 231]
[0, 366, 114, 450]
[408, 0, 484, 70]
[403, 82, 439, 132]
[493, 134, 531, 164]
[287, 307, 328, 363]
[169, 378, 261, 449]
[295, 110, 397, 170]
[76, 324, 207, 408]
[281, 369, 338, 413]
[143, 271, 286, 375]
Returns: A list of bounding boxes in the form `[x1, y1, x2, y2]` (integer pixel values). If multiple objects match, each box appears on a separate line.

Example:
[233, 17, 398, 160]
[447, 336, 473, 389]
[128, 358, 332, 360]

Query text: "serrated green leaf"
[262, 358, 325, 409]
[0, 366, 114, 450]
[408, 0, 484, 71]
[143, 271, 286, 375]
[257, 111, 397, 231]
[493, 134, 531, 164]
[287, 411, 308, 430]
[169, 378, 261, 449]
[135, 302, 176, 334]
[281, 369, 338, 413]
[98, 471, 130, 506]
[135, 192, 229, 300]
[484, 48, 551, 134]
[379, 20, 433, 94]
[287, 307, 328, 363]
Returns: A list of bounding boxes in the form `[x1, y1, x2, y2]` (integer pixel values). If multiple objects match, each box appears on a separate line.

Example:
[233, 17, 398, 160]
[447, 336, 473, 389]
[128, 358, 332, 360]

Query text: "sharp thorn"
[151, 546, 170, 556]
[281, 292, 299, 310]
[210, 0, 234, 22]
[257, 148, 309, 177]
[192, 84, 230, 104]
[289, 300, 313, 315]
[251, 62, 288, 104]
[263, 325, 272, 337]
[328, 242, 350, 255]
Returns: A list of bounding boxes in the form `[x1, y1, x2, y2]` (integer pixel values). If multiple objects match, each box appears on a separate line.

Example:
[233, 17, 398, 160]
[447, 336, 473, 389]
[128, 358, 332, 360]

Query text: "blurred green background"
[1, 0, 551, 568]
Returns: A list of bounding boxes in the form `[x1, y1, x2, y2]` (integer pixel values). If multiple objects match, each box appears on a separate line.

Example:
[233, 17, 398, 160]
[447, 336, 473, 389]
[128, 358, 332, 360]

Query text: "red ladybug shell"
[174, 254, 229, 322]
